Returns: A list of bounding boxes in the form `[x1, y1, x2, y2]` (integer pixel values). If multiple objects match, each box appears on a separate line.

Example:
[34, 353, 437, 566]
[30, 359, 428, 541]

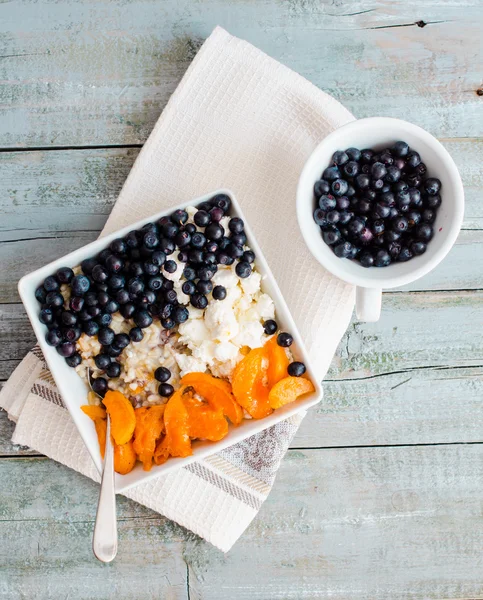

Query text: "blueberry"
[97, 292, 110, 308]
[388, 241, 402, 259]
[159, 303, 173, 320]
[406, 173, 422, 188]
[114, 333, 130, 349]
[218, 237, 231, 251]
[77, 308, 92, 322]
[396, 191, 411, 209]
[91, 377, 108, 397]
[151, 250, 166, 267]
[190, 293, 208, 309]
[84, 292, 98, 307]
[43, 276, 60, 293]
[198, 201, 213, 212]
[105, 255, 123, 274]
[372, 219, 385, 236]
[171, 209, 188, 225]
[129, 262, 144, 277]
[334, 241, 353, 258]
[398, 247, 413, 262]
[318, 194, 337, 212]
[106, 362, 121, 378]
[371, 162, 387, 179]
[235, 261, 252, 278]
[394, 158, 406, 171]
[198, 266, 216, 281]
[125, 231, 140, 249]
[196, 280, 213, 295]
[96, 313, 113, 327]
[92, 265, 109, 283]
[325, 210, 339, 225]
[331, 150, 349, 166]
[390, 141, 408, 157]
[210, 285, 226, 301]
[133, 309, 153, 328]
[143, 231, 159, 249]
[374, 250, 391, 267]
[95, 353, 111, 370]
[205, 241, 219, 254]
[426, 194, 442, 209]
[334, 196, 349, 211]
[288, 361, 306, 377]
[129, 327, 144, 342]
[322, 166, 340, 181]
[120, 303, 136, 319]
[56, 267, 74, 284]
[408, 188, 422, 206]
[106, 345, 122, 358]
[422, 208, 436, 223]
[39, 308, 54, 325]
[98, 248, 113, 264]
[407, 211, 422, 228]
[263, 319, 278, 335]
[356, 199, 372, 215]
[241, 250, 255, 264]
[147, 276, 163, 291]
[217, 252, 233, 265]
[277, 332, 293, 347]
[348, 217, 365, 236]
[411, 241, 427, 256]
[35, 286, 47, 304]
[359, 227, 374, 245]
[359, 251, 374, 268]
[138, 290, 156, 305]
[375, 203, 391, 219]
[158, 383, 174, 397]
[210, 207, 224, 223]
[161, 317, 176, 330]
[162, 279, 174, 291]
[164, 260, 177, 274]
[46, 291, 64, 308]
[154, 366, 171, 383]
[355, 174, 370, 189]
[65, 352, 82, 368]
[228, 217, 244, 234]
[416, 224, 434, 242]
[395, 180, 409, 193]
[392, 216, 409, 233]
[346, 147, 361, 161]
[98, 327, 115, 345]
[144, 262, 159, 276]
[164, 289, 177, 304]
[371, 178, 385, 191]
[172, 306, 189, 324]
[424, 178, 441, 196]
[182, 281, 196, 296]
[379, 150, 394, 166]
[175, 230, 191, 248]
[127, 277, 144, 296]
[231, 232, 247, 247]
[178, 251, 189, 263]
[343, 160, 360, 177]
[346, 184, 356, 197]
[331, 179, 349, 197]
[406, 151, 421, 168]
[46, 328, 63, 346]
[314, 179, 331, 198]
[83, 320, 99, 336]
[107, 274, 125, 290]
[384, 166, 401, 183]
[115, 289, 130, 304]
[361, 149, 374, 163]
[191, 232, 206, 249]
[142, 222, 159, 233]
[339, 211, 353, 225]
[322, 229, 341, 246]
[56, 342, 76, 358]
[61, 311, 77, 327]
[212, 193, 231, 212]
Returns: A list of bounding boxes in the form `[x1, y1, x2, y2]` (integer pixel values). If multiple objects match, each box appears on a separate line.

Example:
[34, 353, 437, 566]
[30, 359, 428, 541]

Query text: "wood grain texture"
[0, 0, 482, 147]
[2, 447, 483, 600]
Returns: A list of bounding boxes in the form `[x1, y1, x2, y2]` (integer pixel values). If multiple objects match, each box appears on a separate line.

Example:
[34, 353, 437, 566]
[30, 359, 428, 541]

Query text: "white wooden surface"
[1, 0, 482, 598]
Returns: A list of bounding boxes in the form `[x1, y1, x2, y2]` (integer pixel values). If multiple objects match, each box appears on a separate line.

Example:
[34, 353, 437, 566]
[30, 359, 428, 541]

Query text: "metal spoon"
[92, 414, 118, 562]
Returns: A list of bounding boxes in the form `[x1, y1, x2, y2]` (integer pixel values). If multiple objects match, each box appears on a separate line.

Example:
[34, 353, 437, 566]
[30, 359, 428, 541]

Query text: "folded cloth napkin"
[0, 26, 355, 552]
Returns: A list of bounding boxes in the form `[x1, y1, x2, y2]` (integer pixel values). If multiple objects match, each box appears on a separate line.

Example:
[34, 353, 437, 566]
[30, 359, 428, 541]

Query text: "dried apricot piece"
[81, 405, 107, 420]
[268, 376, 315, 409]
[103, 390, 136, 445]
[184, 395, 228, 442]
[180, 372, 243, 425]
[154, 388, 192, 464]
[114, 440, 137, 475]
[232, 347, 273, 419]
[133, 405, 165, 471]
[265, 336, 289, 388]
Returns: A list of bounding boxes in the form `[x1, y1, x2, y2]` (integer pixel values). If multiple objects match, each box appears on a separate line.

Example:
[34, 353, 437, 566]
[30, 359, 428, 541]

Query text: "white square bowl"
[18, 189, 323, 493]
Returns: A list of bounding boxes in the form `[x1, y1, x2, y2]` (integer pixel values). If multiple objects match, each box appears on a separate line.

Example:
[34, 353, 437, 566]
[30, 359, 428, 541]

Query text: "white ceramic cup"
[296, 117, 464, 322]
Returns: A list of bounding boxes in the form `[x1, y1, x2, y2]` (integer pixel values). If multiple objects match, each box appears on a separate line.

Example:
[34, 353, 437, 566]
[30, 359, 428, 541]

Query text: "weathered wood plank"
[1, 447, 483, 599]
[0, 0, 481, 147]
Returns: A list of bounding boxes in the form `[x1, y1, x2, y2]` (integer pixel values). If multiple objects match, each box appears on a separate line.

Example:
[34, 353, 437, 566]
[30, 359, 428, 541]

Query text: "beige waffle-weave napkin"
[0, 26, 355, 552]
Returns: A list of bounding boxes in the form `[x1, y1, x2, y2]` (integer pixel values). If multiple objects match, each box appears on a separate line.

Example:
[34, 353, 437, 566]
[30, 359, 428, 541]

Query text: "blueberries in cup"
[313, 142, 441, 266]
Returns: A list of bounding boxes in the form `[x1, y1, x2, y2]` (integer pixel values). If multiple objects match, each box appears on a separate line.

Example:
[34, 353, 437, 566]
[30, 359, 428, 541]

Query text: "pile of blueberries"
[313, 141, 442, 267]
[34, 193, 256, 396]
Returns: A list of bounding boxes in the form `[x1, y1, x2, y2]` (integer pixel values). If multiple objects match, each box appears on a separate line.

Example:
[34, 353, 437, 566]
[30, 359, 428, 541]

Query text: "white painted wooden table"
[1, 1, 482, 598]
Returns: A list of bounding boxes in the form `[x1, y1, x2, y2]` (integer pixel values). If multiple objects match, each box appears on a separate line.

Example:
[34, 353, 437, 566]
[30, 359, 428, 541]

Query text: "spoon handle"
[92, 415, 118, 562]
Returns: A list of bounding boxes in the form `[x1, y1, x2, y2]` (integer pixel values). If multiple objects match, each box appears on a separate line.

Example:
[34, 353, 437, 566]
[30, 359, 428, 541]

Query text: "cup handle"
[356, 287, 382, 322]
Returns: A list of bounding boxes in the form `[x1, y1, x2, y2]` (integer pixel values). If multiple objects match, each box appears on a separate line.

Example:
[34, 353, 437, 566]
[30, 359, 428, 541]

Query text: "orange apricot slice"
[154, 388, 192, 464]
[268, 376, 315, 409]
[180, 372, 243, 425]
[184, 395, 228, 442]
[232, 347, 273, 419]
[94, 418, 107, 459]
[265, 336, 290, 388]
[103, 390, 136, 445]
[81, 405, 107, 420]
[114, 440, 137, 475]
[133, 405, 165, 471]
